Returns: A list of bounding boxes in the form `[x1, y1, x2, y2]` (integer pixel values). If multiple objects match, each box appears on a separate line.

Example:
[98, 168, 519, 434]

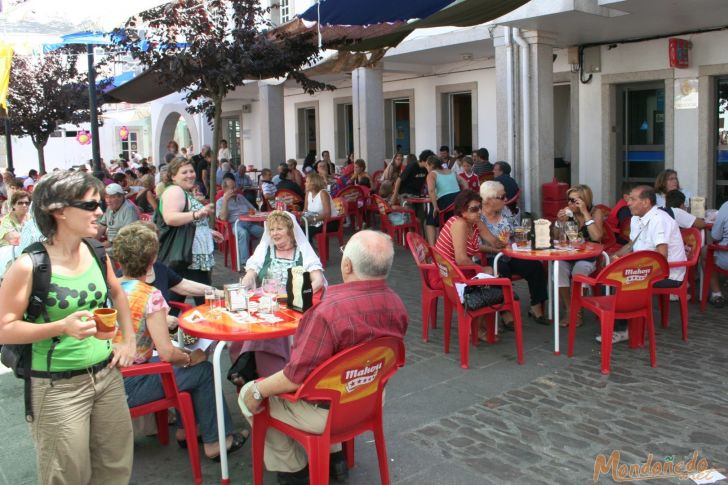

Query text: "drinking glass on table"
[565, 221, 579, 248]
[521, 217, 532, 233]
[204, 287, 216, 310]
[514, 226, 528, 248]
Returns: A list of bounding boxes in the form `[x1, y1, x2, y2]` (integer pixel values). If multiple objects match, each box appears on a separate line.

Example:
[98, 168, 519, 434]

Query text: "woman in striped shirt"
[429, 190, 503, 287]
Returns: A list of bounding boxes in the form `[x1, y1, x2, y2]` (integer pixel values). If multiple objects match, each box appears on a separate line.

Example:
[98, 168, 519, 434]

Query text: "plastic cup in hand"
[93, 308, 117, 340]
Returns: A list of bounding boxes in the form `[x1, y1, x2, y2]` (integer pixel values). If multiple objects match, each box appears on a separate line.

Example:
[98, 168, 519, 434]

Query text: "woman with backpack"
[0, 170, 137, 485]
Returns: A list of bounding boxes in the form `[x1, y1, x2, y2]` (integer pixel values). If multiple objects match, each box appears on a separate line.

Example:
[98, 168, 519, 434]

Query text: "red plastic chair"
[215, 219, 236, 270]
[314, 197, 346, 266]
[169, 301, 194, 314]
[654, 227, 701, 340]
[121, 362, 202, 485]
[431, 247, 524, 369]
[504, 188, 521, 208]
[252, 337, 405, 485]
[275, 189, 304, 212]
[336, 185, 367, 230]
[701, 243, 728, 311]
[406, 232, 450, 342]
[370, 169, 384, 194]
[371, 194, 420, 246]
[567, 250, 669, 374]
[437, 202, 455, 227]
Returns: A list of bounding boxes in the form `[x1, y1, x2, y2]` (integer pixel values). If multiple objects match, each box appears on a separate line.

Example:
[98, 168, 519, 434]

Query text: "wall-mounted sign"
[669, 38, 690, 69]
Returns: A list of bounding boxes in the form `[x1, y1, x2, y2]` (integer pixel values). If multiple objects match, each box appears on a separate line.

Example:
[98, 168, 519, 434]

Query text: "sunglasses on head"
[67, 200, 101, 211]
[466, 204, 482, 213]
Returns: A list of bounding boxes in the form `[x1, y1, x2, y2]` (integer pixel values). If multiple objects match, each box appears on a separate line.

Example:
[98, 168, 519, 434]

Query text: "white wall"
[574, 29, 728, 204]
[6, 116, 152, 174]
[280, 59, 498, 164]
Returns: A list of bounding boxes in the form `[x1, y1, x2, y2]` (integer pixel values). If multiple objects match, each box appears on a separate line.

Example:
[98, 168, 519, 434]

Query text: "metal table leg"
[212, 341, 231, 484]
[553, 260, 560, 355]
[233, 219, 241, 272]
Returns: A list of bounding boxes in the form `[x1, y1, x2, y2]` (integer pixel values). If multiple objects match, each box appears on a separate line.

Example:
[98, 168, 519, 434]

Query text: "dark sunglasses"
[492, 195, 507, 201]
[15, 201, 30, 206]
[466, 204, 482, 213]
[569, 198, 580, 204]
[67, 200, 101, 211]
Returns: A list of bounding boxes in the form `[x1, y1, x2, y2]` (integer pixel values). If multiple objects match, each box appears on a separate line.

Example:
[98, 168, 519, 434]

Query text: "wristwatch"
[251, 381, 264, 401]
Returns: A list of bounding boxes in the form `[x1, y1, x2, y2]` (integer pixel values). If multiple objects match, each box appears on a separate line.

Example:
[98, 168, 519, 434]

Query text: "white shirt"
[307, 190, 338, 217]
[671, 207, 696, 229]
[656, 188, 693, 208]
[630, 206, 686, 281]
[218, 148, 231, 161]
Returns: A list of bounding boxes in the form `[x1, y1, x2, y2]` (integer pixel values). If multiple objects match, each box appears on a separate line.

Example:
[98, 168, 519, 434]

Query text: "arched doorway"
[156, 108, 200, 165]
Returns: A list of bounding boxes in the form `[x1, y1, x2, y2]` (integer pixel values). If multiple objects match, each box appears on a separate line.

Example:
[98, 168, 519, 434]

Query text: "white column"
[524, 30, 557, 214]
[258, 82, 285, 168]
[352, 65, 385, 165]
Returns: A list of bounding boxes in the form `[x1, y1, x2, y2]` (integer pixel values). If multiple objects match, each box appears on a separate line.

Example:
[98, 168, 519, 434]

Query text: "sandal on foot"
[209, 431, 249, 462]
[528, 311, 549, 326]
[709, 294, 726, 308]
[559, 313, 583, 328]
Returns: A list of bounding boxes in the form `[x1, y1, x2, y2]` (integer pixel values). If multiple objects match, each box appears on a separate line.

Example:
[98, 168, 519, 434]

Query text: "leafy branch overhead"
[3, 49, 104, 173]
[112, 0, 334, 123]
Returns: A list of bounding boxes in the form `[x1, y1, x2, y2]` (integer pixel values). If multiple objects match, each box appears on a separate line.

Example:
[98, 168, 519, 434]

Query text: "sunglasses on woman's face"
[67, 200, 101, 211]
[492, 195, 507, 201]
[466, 204, 482, 213]
[15, 201, 30, 206]
[569, 198, 580, 204]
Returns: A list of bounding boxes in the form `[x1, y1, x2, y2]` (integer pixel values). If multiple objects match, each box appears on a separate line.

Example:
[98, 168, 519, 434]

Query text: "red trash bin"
[541, 178, 568, 220]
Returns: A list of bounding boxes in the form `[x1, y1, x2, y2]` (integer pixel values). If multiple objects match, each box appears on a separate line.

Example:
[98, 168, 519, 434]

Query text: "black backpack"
[0, 238, 108, 421]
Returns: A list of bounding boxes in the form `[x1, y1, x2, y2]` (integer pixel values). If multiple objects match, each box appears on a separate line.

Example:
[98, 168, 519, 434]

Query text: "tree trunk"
[210, 95, 223, 224]
[35, 143, 46, 174]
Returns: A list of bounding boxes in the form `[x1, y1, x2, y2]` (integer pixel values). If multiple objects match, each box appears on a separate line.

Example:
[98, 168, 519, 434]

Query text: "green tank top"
[435, 171, 460, 198]
[31, 258, 112, 372]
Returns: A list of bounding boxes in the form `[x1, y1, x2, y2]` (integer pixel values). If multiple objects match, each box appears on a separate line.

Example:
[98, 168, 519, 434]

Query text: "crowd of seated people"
[4, 141, 728, 485]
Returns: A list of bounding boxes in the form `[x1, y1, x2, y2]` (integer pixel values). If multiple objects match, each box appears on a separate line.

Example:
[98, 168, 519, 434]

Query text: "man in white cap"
[97, 183, 139, 248]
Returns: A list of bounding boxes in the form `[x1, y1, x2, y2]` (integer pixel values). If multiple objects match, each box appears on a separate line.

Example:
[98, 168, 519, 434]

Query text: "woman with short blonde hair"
[556, 183, 604, 327]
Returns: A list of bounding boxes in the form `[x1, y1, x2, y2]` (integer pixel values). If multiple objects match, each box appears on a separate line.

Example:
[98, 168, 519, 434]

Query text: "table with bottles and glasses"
[493, 227, 609, 355]
[178, 286, 301, 484]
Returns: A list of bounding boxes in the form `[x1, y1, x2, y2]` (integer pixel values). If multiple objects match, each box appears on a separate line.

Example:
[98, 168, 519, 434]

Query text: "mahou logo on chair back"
[343, 360, 384, 393]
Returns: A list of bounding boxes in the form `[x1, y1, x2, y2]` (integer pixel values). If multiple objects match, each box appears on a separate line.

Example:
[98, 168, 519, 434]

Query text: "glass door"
[449, 92, 472, 154]
[716, 78, 728, 207]
[618, 83, 665, 190]
[223, 118, 241, 166]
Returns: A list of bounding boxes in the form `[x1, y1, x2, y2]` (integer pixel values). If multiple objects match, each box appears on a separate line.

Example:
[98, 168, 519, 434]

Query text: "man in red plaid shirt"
[242, 230, 409, 485]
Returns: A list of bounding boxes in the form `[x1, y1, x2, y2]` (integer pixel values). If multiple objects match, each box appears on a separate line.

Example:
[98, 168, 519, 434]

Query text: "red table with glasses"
[179, 303, 303, 485]
[233, 212, 309, 271]
[493, 242, 609, 355]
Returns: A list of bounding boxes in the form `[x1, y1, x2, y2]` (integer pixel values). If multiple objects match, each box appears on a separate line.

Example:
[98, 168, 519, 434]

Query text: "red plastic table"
[493, 242, 608, 355]
[233, 212, 309, 271]
[179, 304, 302, 484]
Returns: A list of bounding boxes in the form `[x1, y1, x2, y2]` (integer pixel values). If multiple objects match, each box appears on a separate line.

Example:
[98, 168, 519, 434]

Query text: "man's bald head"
[342, 230, 394, 280]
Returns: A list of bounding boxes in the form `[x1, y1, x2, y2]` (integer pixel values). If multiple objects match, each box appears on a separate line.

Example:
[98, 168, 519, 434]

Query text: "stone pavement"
[1, 242, 728, 485]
